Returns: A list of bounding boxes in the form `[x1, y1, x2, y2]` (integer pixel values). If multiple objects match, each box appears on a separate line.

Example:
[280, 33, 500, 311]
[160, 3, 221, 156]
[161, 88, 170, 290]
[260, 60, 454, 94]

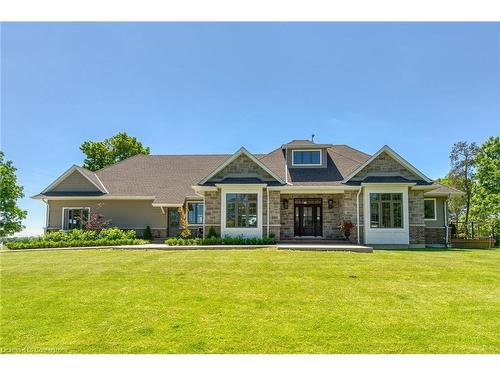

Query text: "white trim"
[356, 187, 362, 244]
[220, 185, 263, 238]
[61, 207, 90, 230]
[424, 198, 437, 221]
[152, 203, 182, 207]
[191, 185, 218, 193]
[363, 186, 409, 245]
[199, 147, 285, 185]
[343, 145, 432, 183]
[42, 165, 107, 194]
[270, 185, 358, 193]
[94, 174, 109, 194]
[266, 188, 270, 237]
[291, 149, 322, 167]
[202, 193, 206, 239]
[37, 195, 156, 201]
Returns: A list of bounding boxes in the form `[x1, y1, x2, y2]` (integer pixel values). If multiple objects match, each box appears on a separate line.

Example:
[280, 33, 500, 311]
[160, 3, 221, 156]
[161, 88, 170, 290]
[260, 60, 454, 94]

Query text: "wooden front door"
[294, 199, 322, 237]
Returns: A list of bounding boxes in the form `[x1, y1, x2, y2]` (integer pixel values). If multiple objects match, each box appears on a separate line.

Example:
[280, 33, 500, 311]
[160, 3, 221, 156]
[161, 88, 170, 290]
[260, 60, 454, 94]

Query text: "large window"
[226, 193, 258, 228]
[370, 193, 403, 228]
[62, 207, 89, 230]
[424, 199, 436, 220]
[188, 203, 204, 224]
[292, 150, 321, 165]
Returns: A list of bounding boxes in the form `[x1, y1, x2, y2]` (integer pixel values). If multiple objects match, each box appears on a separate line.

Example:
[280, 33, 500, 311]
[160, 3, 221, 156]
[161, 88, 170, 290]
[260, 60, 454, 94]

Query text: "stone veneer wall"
[408, 189, 425, 246]
[340, 191, 364, 244]
[280, 194, 344, 240]
[351, 151, 421, 181]
[211, 153, 276, 182]
[204, 190, 221, 236]
[268, 191, 281, 238]
[425, 227, 449, 245]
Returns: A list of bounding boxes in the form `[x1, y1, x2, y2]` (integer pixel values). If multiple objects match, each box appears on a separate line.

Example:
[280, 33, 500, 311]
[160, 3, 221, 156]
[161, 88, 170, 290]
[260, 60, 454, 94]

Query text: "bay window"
[370, 193, 403, 228]
[226, 193, 258, 228]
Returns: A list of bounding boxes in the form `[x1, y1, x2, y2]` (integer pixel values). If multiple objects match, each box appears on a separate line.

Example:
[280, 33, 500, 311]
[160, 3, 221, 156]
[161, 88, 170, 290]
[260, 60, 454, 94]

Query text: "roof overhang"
[41, 165, 107, 194]
[198, 147, 285, 185]
[32, 195, 155, 201]
[424, 191, 466, 197]
[342, 145, 432, 183]
[151, 203, 183, 208]
[268, 185, 360, 193]
[361, 182, 417, 187]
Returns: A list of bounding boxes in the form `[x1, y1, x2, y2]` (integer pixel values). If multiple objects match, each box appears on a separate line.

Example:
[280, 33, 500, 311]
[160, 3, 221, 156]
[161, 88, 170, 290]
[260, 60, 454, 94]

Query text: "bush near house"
[165, 235, 276, 246]
[5, 228, 149, 250]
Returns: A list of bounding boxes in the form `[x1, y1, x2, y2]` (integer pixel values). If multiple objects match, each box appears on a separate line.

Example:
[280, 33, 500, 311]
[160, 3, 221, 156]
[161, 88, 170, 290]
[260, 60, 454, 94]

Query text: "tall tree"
[0, 151, 27, 239]
[447, 141, 478, 222]
[471, 136, 500, 223]
[80, 132, 150, 171]
[436, 176, 466, 221]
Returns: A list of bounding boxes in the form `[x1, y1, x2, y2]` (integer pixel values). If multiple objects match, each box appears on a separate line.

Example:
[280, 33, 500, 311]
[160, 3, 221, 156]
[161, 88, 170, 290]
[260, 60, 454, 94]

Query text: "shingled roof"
[34, 141, 453, 204]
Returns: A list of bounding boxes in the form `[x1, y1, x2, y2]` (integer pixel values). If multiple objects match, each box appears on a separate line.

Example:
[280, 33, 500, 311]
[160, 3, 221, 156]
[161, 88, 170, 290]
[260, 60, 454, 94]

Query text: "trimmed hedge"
[164, 236, 276, 246]
[5, 227, 149, 250]
[6, 239, 149, 250]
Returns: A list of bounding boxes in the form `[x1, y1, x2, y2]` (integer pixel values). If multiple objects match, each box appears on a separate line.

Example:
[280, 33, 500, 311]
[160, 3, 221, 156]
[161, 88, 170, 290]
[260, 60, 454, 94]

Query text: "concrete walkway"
[1, 243, 373, 253]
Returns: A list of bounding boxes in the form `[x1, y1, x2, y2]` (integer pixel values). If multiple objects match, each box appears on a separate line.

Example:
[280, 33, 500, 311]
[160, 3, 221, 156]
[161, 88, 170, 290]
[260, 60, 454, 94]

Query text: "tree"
[0, 151, 27, 239]
[436, 176, 466, 221]
[177, 206, 191, 238]
[80, 132, 150, 171]
[471, 136, 500, 223]
[448, 141, 479, 222]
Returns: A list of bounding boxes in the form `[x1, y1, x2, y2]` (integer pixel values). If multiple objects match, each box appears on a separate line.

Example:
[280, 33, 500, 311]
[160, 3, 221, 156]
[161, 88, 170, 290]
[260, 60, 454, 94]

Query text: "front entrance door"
[294, 199, 322, 237]
[168, 208, 180, 237]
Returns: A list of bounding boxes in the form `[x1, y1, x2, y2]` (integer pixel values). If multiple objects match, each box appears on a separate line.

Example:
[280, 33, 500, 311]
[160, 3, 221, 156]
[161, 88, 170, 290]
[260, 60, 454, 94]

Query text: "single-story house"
[33, 140, 463, 247]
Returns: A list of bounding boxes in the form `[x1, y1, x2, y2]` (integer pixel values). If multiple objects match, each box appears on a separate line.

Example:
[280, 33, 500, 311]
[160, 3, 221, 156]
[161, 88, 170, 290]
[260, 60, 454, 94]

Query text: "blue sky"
[1, 22, 499, 234]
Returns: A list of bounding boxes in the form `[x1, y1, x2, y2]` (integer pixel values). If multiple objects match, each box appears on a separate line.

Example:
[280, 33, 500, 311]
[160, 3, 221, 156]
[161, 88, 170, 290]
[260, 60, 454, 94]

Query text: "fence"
[449, 221, 498, 248]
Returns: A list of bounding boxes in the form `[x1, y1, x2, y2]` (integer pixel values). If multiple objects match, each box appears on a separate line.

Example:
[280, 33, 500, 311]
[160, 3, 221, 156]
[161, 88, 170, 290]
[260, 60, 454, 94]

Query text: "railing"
[449, 221, 496, 240]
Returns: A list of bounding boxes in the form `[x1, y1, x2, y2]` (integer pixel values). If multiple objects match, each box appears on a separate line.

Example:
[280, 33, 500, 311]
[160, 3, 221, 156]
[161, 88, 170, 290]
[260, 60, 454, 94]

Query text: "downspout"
[356, 187, 362, 244]
[267, 188, 270, 237]
[445, 194, 450, 247]
[203, 193, 206, 239]
[44, 199, 49, 234]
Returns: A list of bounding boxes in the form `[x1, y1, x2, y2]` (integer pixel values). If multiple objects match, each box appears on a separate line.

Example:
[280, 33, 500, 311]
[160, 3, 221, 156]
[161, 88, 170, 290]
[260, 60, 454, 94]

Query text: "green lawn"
[1, 248, 499, 354]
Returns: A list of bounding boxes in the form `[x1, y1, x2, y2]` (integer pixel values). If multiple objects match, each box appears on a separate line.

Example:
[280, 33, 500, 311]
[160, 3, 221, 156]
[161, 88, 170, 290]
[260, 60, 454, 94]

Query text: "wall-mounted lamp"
[328, 199, 334, 209]
[283, 199, 289, 209]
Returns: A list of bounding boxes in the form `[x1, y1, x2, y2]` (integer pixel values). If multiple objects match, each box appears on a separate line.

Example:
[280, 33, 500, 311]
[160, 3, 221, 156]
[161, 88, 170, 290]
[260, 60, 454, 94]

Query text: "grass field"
[1, 248, 499, 353]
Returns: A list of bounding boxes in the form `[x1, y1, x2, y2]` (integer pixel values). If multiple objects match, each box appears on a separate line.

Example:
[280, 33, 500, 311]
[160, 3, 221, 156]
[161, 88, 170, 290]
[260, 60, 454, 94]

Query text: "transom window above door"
[292, 150, 321, 166]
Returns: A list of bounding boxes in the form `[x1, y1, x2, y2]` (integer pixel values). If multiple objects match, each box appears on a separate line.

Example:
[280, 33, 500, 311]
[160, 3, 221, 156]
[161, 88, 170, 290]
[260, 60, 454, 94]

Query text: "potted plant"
[340, 220, 354, 241]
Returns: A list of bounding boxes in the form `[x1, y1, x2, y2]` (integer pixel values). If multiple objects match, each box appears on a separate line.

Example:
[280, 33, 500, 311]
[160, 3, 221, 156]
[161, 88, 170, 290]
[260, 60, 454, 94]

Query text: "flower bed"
[5, 228, 150, 250]
[164, 236, 276, 246]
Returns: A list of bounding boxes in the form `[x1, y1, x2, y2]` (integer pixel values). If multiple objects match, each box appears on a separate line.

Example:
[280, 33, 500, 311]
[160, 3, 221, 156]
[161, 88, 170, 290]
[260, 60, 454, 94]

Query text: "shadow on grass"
[374, 247, 473, 252]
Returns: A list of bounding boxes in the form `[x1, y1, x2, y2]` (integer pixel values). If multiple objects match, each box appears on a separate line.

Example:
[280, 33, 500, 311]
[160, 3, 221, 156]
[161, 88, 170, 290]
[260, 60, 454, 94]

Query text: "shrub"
[99, 227, 135, 241]
[207, 226, 217, 238]
[44, 230, 70, 242]
[164, 236, 276, 246]
[5, 238, 149, 250]
[143, 226, 152, 240]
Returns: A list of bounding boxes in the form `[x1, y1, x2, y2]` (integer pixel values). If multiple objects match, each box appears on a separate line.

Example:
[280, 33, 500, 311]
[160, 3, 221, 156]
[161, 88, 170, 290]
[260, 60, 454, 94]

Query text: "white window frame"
[363, 185, 409, 245]
[291, 149, 322, 166]
[220, 185, 263, 238]
[424, 198, 437, 221]
[61, 207, 90, 231]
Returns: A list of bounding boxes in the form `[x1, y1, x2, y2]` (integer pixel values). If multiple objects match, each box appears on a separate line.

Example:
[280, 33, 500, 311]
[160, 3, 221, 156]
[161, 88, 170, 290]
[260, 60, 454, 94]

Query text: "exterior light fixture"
[328, 199, 334, 209]
[283, 199, 289, 209]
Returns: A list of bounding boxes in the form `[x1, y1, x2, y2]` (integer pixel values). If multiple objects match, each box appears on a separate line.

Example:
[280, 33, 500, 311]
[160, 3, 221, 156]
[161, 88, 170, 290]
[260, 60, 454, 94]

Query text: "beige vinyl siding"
[47, 200, 166, 229]
[51, 171, 101, 192]
[425, 197, 447, 227]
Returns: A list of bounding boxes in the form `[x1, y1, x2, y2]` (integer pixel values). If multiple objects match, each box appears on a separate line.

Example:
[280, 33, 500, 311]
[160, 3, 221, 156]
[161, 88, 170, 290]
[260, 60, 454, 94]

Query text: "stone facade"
[352, 151, 421, 181]
[267, 190, 281, 238]
[409, 189, 425, 245]
[425, 227, 449, 245]
[204, 190, 221, 236]
[211, 153, 276, 182]
[280, 194, 344, 240]
[340, 191, 364, 244]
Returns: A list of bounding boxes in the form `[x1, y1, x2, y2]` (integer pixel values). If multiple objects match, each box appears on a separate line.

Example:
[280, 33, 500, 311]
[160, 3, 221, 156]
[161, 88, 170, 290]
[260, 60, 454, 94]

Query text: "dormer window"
[292, 150, 321, 166]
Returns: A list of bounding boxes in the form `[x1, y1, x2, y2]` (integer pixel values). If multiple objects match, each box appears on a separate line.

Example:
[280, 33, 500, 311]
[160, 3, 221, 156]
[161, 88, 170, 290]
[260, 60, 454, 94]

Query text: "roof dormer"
[282, 139, 331, 169]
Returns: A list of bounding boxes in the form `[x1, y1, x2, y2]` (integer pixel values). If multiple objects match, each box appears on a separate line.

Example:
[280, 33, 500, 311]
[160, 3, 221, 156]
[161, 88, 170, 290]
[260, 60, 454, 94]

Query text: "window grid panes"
[226, 193, 258, 228]
[369, 193, 403, 228]
[63, 208, 89, 230]
[292, 150, 321, 165]
[188, 203, 204, 224]
[424, 199, 436, 220]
